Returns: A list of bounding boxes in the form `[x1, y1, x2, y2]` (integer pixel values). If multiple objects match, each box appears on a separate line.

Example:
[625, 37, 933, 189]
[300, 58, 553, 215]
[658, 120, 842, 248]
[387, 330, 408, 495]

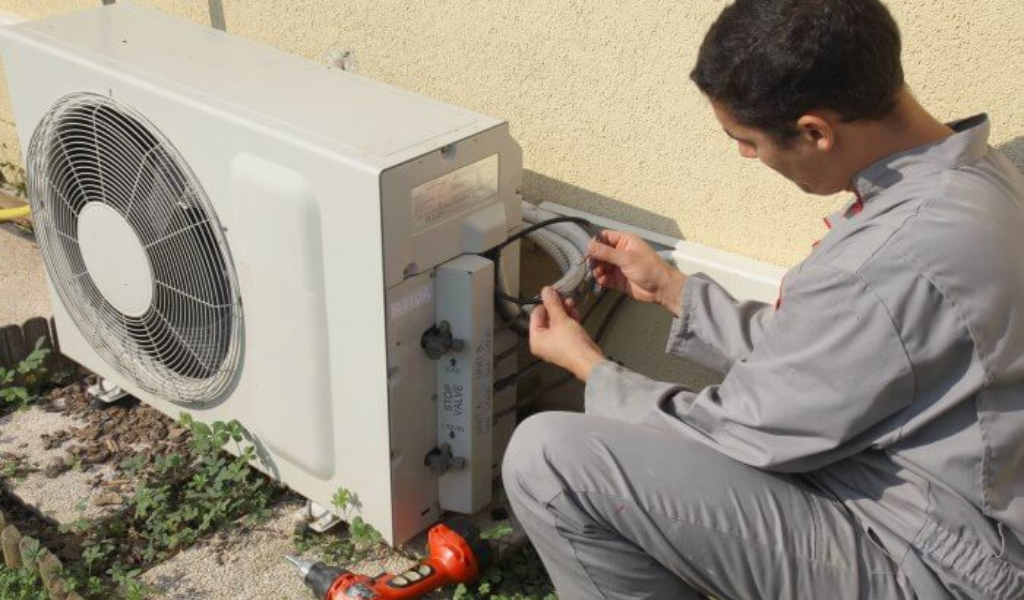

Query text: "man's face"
[711, 101, 848, 195]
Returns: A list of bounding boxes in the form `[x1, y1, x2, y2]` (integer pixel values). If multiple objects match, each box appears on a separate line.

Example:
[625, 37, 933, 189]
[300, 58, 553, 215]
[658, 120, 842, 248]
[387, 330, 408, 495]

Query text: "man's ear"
[796, 113, 835, 151]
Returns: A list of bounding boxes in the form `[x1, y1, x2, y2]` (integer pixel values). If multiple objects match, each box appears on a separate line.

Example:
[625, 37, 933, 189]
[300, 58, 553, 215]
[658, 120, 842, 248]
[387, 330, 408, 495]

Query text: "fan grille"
[27, 93, 242, 404]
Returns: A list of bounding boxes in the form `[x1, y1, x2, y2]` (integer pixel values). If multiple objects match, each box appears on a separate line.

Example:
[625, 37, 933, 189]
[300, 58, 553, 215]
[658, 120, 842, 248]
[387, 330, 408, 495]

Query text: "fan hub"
[78, 202, 154, 317]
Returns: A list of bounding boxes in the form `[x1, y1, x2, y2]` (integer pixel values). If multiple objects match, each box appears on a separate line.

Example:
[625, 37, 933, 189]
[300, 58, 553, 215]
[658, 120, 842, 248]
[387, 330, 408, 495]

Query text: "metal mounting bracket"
[302, 501, 344, 534]
[86, 377, 129, 404]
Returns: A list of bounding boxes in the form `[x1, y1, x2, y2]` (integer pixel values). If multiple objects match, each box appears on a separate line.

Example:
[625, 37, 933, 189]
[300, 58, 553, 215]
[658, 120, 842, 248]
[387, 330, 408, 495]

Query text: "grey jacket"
[585, 115, 1024, 600]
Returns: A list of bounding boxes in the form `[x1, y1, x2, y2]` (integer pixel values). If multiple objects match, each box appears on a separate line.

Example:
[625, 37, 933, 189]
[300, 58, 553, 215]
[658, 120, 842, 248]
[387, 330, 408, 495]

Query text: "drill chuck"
[286, 555, 348, 598]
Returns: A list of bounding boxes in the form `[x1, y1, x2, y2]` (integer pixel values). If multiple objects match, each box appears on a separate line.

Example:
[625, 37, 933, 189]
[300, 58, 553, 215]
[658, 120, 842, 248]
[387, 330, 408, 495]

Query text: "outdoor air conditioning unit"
[0, 3, 523, 545]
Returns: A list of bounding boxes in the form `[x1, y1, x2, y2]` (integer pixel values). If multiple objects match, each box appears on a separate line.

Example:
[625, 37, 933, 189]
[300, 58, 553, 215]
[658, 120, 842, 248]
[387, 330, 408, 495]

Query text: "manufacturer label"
[412, 154, 498, 232]
[388, 282, 433, 321]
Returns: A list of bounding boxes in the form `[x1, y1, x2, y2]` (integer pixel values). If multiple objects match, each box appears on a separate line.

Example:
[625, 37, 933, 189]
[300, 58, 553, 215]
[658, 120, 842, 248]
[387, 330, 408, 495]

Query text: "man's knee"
[502, 411, 591, 503]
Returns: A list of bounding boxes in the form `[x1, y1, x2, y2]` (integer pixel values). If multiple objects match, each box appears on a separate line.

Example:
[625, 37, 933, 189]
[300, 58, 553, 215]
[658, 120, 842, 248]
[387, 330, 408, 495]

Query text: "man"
[501, 1, 1024, 599]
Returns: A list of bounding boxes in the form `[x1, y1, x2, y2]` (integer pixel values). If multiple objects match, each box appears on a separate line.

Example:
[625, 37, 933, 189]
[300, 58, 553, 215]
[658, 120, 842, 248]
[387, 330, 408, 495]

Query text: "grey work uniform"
[503, 115, 1024, 600]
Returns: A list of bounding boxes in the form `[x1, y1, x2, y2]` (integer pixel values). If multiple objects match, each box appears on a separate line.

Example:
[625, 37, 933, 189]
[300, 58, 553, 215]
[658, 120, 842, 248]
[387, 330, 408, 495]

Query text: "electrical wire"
[491, 204, 602, 337]
[495, 290, 630, 406]
[492, 289, 613, 392]
[489, 203, 649, 406]
[489, 206, 680, 410]
[491, 215, 596, 255]
[488, 215, 598, 307]
[493, 358, 543, 391]
[511, 291, 631, 411]
[594, 292, 629, 344]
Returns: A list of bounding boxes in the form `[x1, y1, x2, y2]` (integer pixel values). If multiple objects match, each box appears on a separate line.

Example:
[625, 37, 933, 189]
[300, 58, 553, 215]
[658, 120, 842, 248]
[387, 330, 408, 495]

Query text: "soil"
[38, 379, 191, 475]
[2, 380, 537, 599]
[0, 379, 194, 564]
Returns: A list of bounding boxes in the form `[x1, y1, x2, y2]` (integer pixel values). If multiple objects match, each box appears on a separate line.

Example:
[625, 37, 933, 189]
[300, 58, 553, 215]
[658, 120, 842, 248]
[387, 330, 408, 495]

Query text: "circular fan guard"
[27, 93, 242, 404]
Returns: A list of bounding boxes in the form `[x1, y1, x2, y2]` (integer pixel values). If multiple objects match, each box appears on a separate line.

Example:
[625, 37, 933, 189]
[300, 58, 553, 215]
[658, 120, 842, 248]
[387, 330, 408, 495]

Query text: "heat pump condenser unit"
[0, 4, 523, 545]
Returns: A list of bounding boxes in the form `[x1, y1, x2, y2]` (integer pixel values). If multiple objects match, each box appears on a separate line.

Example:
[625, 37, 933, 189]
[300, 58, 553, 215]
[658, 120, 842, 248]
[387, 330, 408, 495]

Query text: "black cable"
[489, 215, 612, 390]
[488, 216, 597, 307]
[495, 290, 626, 392]
[503, 290, 607, 369]
[494, 358, 543, 391]
[594, 292, 629, 344]
[490, 215, 597, 255]
[581, 288, 611, 324]
[516, 291, 630, 404]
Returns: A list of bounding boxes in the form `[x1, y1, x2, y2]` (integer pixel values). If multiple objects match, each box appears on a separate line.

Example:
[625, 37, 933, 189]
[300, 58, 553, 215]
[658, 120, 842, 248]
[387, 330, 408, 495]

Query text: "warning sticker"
[412, 154, 498, 232]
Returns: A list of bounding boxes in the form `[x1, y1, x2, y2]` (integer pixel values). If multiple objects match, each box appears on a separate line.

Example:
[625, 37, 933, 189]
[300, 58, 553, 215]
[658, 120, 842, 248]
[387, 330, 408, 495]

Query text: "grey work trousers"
[502, 412, 919, 600]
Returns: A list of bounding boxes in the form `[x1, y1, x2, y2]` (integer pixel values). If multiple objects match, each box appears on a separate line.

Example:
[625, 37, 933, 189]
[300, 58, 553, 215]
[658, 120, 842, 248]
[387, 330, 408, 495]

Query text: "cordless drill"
[286, 519, 491, 600]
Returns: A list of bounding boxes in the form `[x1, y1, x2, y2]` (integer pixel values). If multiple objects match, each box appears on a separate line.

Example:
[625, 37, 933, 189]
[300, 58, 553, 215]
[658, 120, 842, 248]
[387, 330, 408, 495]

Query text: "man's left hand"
[529, 287, 606, 382]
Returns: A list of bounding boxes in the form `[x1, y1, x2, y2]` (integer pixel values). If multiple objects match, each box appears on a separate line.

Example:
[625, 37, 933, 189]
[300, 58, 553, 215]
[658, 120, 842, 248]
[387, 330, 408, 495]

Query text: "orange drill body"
[290, 520, 490, 600]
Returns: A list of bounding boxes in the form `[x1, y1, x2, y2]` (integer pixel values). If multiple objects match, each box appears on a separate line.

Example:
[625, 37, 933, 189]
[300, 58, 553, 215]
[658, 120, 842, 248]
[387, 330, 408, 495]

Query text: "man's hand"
[588, 230, 687, 318]
[529, 287, 605, 382]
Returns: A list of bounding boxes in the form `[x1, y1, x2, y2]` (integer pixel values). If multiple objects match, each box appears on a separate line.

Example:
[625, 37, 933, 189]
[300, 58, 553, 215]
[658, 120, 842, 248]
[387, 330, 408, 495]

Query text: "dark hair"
[691, 0, 904, 140]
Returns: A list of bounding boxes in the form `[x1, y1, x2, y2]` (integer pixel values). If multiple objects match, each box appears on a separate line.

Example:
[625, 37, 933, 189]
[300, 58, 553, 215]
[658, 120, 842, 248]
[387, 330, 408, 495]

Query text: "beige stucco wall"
[1, 0, 1021, 266]
[0, 1, 1020, 393]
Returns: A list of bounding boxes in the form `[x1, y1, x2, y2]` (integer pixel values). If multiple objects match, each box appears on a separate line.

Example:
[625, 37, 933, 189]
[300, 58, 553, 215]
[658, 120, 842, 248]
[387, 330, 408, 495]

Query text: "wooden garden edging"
[0, 316, 74, 373]
[0, 508, 85, 600]
[1, 315, 83, 598]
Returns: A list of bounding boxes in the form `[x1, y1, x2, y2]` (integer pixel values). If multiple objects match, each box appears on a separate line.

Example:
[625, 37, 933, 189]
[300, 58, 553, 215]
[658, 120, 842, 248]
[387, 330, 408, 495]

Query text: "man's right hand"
[588, 230, 686, 317]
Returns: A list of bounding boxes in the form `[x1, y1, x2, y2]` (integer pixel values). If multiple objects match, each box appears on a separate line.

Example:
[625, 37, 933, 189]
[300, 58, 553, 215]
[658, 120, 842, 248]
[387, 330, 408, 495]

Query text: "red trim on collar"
[846, 190, 865, 217]
[774, 273, 787, 310]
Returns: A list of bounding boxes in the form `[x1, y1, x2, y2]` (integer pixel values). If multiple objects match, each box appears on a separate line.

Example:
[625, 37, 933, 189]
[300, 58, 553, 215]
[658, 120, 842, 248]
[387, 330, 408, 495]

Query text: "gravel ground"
[0, 404, 119, 523]
[141, 498, 441, 600]
[0, 224, 51, 327]
[142, 496, 523, 600]
[1, 391, 527, 599]
[142, 498, 325, 600]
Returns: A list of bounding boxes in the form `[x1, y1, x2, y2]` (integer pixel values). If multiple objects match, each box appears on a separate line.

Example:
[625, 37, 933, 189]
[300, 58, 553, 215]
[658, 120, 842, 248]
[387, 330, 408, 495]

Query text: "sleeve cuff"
[665, 273, 701, 356]
[663, 274, 731, 371]
[584, 360, 675, 423]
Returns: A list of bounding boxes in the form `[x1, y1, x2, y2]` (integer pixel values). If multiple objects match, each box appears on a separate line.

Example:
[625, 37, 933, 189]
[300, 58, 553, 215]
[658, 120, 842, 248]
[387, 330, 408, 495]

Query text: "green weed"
[479, 523, 514, 541]
[59, 416, 278, 599]
[290, 486, 386, 567]
[331, 486, 383, 548]
[0, 160, 27, 196]
[0, 567, 48, 600]
[449, 543, 557, 600]
[0, 453, 36, 480]
[0, 338, 51, 408]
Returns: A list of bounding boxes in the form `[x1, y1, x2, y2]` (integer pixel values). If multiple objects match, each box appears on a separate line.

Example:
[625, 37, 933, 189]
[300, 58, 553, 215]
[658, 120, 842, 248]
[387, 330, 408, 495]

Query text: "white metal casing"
[0, 4, 522, 544]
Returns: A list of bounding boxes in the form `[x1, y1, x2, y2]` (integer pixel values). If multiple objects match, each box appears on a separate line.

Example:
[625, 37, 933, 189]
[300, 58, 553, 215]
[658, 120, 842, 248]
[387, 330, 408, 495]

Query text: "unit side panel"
[386, 251, 520, 542]
[385, 272, 442, 542]
[230, 154, 334, 479]
[379, 124, 523, 289]
[312, 165, 394, 542]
